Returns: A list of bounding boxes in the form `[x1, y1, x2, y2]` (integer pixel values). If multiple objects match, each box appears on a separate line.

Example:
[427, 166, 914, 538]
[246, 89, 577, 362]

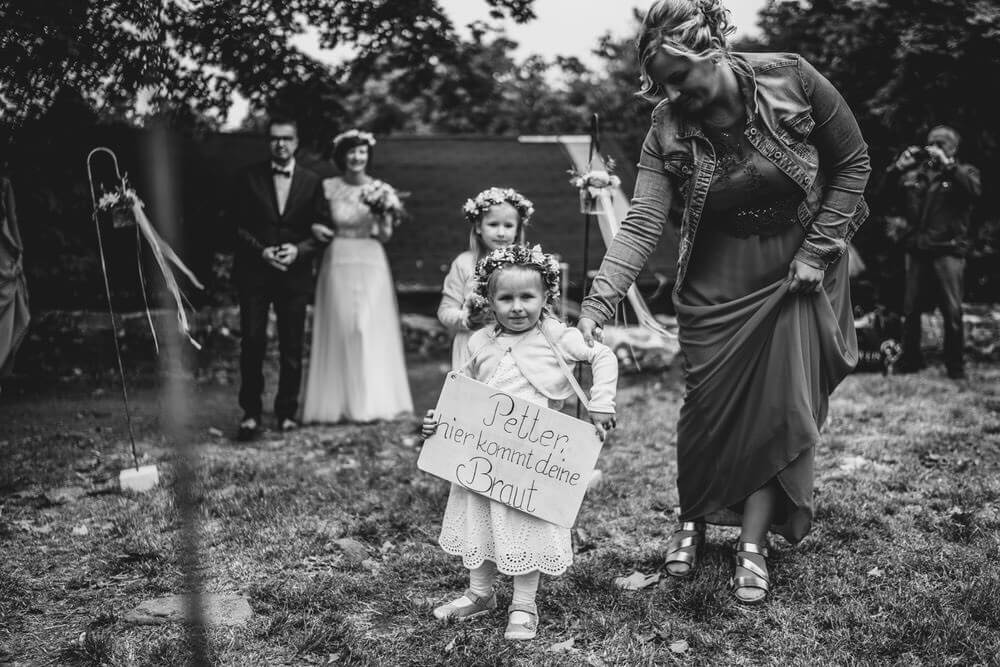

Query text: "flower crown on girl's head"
[332, 129, 376, 150]
[473, 244, 561, 304]
[462, 187, 535, 225]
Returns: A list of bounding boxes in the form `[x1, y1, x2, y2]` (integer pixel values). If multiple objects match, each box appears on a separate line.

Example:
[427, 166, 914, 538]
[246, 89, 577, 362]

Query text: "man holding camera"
[885, 125, 981, 379]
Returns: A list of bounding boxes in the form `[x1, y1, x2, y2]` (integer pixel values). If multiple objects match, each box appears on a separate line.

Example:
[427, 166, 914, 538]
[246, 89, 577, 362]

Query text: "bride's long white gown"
[302, 177, 413, 423]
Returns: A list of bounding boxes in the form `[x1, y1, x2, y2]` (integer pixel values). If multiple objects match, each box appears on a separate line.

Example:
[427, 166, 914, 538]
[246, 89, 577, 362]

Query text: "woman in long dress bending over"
[302, 129, 413, 423]
[577, 0, 870, 603]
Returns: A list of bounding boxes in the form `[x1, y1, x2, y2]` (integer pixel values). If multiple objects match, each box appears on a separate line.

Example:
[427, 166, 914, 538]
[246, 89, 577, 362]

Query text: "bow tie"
[272, 167, 292, 178]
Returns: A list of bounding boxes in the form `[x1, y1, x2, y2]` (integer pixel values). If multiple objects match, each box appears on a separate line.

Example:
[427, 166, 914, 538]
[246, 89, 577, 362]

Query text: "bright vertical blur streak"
[144, 124, 210, 663]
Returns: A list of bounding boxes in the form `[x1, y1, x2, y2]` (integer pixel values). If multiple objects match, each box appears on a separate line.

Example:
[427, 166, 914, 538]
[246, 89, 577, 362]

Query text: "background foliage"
[1, 0, 998, 308]
[753, 0, 1000, 304]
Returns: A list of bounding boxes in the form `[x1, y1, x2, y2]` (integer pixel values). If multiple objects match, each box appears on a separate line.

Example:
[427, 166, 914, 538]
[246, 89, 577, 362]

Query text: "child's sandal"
[729, 541, 770, 604]
[503, 602, 539, 641]
[432, 589, 497, 622]
[664, 520, 706, 577]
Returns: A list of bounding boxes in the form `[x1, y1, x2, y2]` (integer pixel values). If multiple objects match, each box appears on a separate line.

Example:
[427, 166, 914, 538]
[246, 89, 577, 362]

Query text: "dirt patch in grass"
[2, 361, 999, 665]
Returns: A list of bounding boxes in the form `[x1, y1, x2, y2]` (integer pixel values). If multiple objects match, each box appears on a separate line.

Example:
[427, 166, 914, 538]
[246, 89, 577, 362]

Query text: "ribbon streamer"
[129, 199, 204, 350]
[86, 147, 203, 351]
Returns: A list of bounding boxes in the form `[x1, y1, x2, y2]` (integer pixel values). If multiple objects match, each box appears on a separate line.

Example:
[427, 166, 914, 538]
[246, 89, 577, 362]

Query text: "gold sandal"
[663, 521, 706, 577]
[432, 589, 497, 622]
[729, 542, 770, 604]
[503, 602, 538, 641]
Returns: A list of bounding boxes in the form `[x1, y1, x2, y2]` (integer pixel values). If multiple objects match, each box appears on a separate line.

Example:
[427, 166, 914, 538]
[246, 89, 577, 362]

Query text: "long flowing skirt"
[302, 238, 413, 423]
[673, 221, 857, 542]
[0, 269, 29, 375]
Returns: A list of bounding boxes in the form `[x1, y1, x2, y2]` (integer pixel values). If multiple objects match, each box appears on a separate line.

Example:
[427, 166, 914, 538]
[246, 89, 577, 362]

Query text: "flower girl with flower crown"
[437, 187, 533, 370]
[301, 129, 413, 424]
[422, 244, 619, 641]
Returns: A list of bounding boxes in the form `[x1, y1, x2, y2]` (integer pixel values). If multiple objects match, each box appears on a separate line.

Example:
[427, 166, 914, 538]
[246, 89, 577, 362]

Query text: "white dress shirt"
[272, 158, 295, 215]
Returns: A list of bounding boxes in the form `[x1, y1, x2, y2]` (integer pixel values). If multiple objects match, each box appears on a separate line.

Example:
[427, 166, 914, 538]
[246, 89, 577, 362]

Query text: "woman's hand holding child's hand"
[589, 411, 616, 441]
[577, 317, 604, 346]
[420, 409, 440, 438]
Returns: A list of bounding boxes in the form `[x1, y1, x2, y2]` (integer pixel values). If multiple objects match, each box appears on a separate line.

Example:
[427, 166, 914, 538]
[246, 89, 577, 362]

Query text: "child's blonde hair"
[462, 187, 534, 258]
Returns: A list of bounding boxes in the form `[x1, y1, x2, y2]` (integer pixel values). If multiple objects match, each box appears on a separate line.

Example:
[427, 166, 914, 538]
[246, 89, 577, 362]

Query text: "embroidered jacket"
[465, 317, 618, 414]
[581, 52, 872, 325]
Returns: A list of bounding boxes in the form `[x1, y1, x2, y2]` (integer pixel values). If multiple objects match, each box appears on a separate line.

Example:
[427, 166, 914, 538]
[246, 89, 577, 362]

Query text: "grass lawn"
[2, 357, 999, 666]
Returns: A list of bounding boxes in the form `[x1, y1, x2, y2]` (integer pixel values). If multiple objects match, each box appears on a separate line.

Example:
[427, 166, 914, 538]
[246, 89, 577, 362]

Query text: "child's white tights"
[468, 562, 498, 597]
[468, 562, 540, 608]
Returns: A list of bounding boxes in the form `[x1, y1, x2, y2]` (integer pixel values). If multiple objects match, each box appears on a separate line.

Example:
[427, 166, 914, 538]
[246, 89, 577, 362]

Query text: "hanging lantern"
[579, 188, 599, 215]
[95, 173, 139, 229]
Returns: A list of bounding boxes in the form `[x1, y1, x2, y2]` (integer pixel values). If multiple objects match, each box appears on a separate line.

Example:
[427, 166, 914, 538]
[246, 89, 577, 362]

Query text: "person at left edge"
[0, 176, 30, 390]
[229, 115, 331, 440]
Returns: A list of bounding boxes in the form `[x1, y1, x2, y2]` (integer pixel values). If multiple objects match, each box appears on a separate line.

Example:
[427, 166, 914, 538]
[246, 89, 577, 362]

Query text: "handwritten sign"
[417, 372, 603, 528]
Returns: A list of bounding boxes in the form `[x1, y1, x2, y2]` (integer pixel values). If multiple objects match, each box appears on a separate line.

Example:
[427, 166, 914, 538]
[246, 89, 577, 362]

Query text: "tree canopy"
[0, 0, 538, 137]
[757, 0, 1000, 165]
[5, 0, 1000, 178]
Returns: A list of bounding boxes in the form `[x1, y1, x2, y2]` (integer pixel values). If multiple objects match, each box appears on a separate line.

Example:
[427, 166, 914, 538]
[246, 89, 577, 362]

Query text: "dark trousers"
[238, 286, 310, 421]
[900, 253, 965, 373]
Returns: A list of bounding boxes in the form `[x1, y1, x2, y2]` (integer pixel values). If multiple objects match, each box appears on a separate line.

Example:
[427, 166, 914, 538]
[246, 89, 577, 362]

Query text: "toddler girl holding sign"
[421, 244, 618, 641]
[437, 187, 533, 369]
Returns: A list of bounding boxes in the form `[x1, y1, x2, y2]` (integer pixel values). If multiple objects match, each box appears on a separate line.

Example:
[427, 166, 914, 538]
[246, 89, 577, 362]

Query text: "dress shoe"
[236, 416, 260, 441]
[279, 418, 299, 432]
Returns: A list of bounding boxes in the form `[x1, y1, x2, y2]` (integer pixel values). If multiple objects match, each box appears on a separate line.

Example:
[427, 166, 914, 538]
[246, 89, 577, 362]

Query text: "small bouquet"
[360, 179, 407, 227]
[96, 174, 141, 228]
[569, 158, 621, 214]
[464, 293, 492, 330]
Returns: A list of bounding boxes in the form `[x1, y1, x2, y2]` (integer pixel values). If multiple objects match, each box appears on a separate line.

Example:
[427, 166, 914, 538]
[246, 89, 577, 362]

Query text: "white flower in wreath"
[332, 129, 376, 149]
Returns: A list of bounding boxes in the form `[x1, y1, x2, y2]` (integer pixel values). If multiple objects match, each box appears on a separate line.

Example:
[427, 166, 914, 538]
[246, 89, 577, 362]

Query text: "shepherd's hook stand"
[87, 147, 160, 492]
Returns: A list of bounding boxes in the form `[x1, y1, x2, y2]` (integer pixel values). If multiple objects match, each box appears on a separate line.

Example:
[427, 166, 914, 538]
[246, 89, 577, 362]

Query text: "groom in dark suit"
[230, 116, 330, 440]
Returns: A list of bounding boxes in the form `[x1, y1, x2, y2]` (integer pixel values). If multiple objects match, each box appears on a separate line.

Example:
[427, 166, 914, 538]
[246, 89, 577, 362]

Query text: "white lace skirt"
[302, 238, 413, 423]
[437, 352, 573, 576]
[438, 485, 573, 575]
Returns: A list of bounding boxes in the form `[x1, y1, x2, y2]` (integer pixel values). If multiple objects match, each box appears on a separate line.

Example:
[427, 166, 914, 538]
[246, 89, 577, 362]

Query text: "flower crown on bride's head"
[462, 187, 535, 225]
[332, 129, 376, 150]
[473, 244, 561, 304]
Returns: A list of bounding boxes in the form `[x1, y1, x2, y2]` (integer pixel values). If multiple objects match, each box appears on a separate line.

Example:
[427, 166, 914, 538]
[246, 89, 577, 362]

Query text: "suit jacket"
[230, 160, 331, 294]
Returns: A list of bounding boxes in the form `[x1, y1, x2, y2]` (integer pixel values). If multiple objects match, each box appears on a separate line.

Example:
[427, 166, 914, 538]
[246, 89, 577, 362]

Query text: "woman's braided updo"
[636, 0, 736, 102]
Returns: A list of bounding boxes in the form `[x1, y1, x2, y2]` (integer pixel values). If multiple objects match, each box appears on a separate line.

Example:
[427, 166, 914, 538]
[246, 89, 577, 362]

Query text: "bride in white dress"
[301, 130, 413, 423]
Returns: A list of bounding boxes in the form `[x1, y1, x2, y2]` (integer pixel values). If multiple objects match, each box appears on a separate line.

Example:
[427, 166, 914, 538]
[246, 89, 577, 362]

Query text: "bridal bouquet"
[568, 158, 621, 214]
[96, 175, 141, 228]
[360, 179, 407, 226]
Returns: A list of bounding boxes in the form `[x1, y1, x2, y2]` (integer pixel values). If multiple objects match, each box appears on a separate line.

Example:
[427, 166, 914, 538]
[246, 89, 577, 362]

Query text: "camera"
[908, 147, 929, 161]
